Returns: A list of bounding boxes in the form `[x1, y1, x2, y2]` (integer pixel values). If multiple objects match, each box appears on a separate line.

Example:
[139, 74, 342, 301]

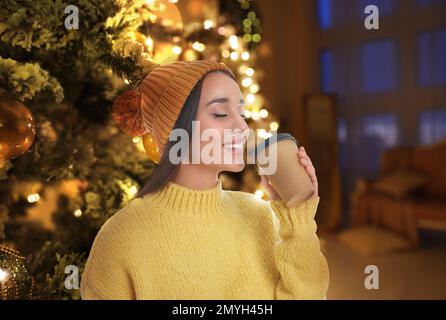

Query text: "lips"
[222, 137, 246, 149]
[223, 143, 244, 150]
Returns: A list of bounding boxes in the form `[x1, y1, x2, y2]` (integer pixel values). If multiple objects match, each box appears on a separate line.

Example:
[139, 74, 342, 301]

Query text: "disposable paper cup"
[252, 133, 315, 207]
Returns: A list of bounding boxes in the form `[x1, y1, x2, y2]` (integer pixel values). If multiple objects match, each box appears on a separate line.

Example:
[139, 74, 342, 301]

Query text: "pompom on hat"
[112, 60, 235, 156]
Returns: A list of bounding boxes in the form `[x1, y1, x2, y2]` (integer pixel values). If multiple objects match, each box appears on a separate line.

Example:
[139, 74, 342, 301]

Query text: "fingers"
[297, 147, 314, 171]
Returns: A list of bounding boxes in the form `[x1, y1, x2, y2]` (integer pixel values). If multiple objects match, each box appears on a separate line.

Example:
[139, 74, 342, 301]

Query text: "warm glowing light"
[255, 189, 264, 199]
[229, 35, 239, 49]
[246, 93, 255, 104]
[27, 193, 40, 203]
[257, 129, 267, 137]
[132, 137, 140, 144]
[264, 132, 273, 139]
[252, 34, 261, 43]
[203, 20, 214, 30]
[251, 111, 260, 121]
[218, 27, 227, 35]
[243, 34, 252, 42]
[249, 84, 259, 93]
[184, 49, 197, 61]
[270, 121, 279, 131]
[169, 0, 178, 3]
[259, 109, 269, 118]
[172, 45, 182, 55]
[145, 36, 154, 48]
[244, 110, 252, 119]
[222, 50, 230, 58]
[74, 209, 82, 218]
[124, 79, 130, 85]
[127, 186, 138, 198]
[192, 41, 205, 52]
[238, 65, 248, 74]
[0, 268, 9, 282]
[241, 77, 253, 87]
[230, 51, 239, 60]
[241, 51, 250, 61]
[246, 67, 254, 77]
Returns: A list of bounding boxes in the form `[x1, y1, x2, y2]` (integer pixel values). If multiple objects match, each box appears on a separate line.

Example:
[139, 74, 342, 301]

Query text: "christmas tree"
[0, 0, 276, 299]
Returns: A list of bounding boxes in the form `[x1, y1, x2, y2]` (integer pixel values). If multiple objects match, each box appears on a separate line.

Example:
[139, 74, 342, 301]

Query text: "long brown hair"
[134, 69, 235, 198]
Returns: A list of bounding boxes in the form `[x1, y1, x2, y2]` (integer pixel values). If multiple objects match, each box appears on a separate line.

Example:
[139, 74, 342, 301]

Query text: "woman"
[80, 60, 329, 300]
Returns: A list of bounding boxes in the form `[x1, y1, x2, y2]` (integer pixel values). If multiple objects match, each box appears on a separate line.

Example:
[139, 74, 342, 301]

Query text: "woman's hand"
[260, 146, 318, 200]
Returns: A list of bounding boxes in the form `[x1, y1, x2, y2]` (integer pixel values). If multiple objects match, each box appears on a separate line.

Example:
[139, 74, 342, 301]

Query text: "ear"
[112, 89, 147, 136]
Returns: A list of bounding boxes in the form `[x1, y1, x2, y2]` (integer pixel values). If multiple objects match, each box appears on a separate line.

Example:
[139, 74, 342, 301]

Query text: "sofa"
[350, 140, 446, 246]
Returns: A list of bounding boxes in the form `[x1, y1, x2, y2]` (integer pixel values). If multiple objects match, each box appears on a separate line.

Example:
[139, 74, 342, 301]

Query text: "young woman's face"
[193, 71, 249, 173]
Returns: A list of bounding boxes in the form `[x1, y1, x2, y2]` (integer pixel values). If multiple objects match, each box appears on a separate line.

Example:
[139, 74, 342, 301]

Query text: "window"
[358, 0, 398, 17]
[317, 0, 332, 30]
[361, 40, 398, 92]
[317, 0, 350, 30]
[320, 49, 333, 93]
[338, 117, 347, 143]
[418, 28, 446, 86]
[419, 109, 446, 144]
[363, 113, 399, 147]
[417, 0, 446, 7]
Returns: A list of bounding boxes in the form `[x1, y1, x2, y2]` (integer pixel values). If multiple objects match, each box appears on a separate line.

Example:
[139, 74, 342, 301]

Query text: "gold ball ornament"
[0, 245, 34, 300]
[142, 132, 161, 164]
[0, 94, 36, 167]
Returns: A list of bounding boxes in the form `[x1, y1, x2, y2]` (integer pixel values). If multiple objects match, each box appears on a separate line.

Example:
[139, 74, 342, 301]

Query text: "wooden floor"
[321, 233, 446, 300]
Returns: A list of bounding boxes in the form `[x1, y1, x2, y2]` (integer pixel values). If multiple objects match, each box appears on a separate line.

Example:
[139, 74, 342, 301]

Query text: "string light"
[145, 36, 154, 49]
[244, 110, 252, 119]
[238, 65, 248, 74]
[27, 193, 40, 203]
[249, 84, 259, 93]
[229, 35, 239, 49]
[243, 34, 252, 42]
[257, 129, 267, 137]
[218, 27, 227, 36]
[241, 51, 250, 61]
[259, 109, 269, 118]
[245, 67, 254, 77]
[127, 185, 138, 198]
[222, 50, 230, 58]
[246, 93, 255, 104]
[270, 121, 279, 131]
[172, 45, 182, 55]
[192, 41, 205, 52]
[132, 137, 141, 144]
[255, 189, 264, 199]
[251, 111, 260, 121]
[0, 268, 9, 282]
[241, 77, 253, 87]
[74, 209, 82, 218]
[230, 52, 239, 61]
[203, 20, 214, 30]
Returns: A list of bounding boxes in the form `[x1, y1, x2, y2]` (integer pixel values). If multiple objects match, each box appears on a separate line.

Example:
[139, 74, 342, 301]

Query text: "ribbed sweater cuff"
[269, 196, 320, 227]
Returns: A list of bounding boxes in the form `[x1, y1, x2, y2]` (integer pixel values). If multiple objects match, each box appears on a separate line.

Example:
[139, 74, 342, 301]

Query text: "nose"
[232, 116, 249, 143]
[234, 113, 249, 133]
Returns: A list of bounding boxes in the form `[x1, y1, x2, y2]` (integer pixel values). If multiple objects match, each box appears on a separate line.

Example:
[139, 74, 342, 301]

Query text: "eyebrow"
[205, 97, 245, 107]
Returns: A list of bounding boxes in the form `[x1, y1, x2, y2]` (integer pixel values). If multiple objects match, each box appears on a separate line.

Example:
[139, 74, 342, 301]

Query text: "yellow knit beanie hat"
[112, 60, 235, 156]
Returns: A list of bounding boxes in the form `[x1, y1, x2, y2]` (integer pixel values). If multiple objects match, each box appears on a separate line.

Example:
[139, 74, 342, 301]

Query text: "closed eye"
[213, 113, 228, 118]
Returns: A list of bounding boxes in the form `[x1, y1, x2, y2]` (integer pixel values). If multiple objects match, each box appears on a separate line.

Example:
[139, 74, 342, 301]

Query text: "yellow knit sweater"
[80, 179, 329, 300]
